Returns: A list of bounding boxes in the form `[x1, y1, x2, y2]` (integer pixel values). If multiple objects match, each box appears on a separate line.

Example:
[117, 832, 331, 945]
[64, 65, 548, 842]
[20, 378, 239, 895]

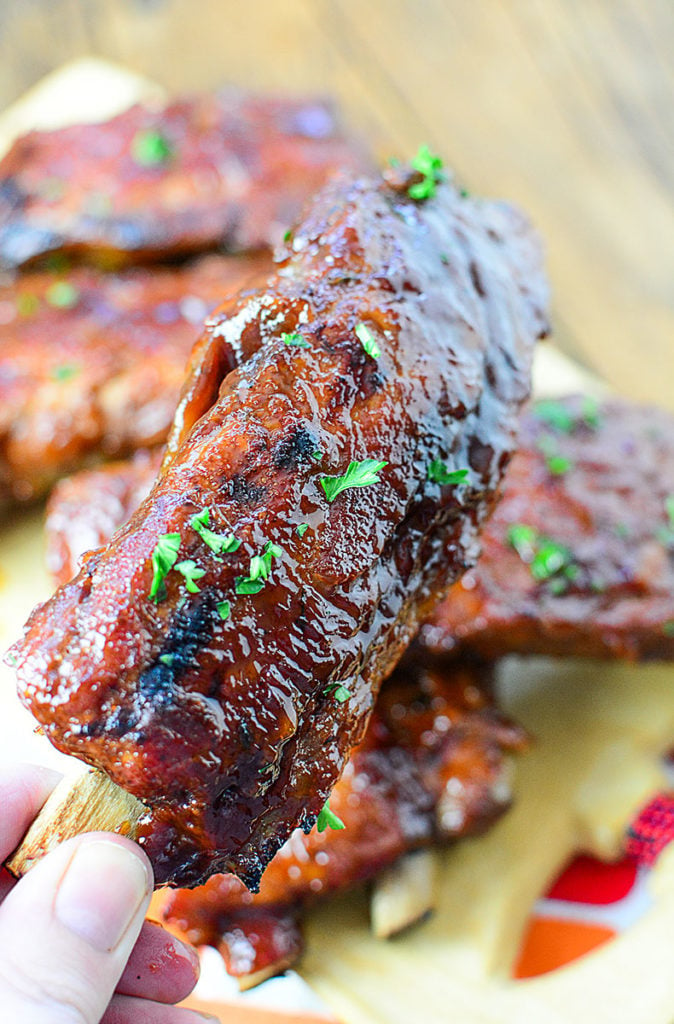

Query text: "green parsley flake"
[236, 541, 282, 594]
[427, 460, 469, 486]
[533, 399, 575, 434]
[507, 523, 578, 589]
[507, 524, 538, 561]
[530, 540, 571, 582]
[316, 799, 345, 833]
[297, 523, 309, 537]
[282, 331, 311, 349]
[132, 129, 173, 167]
[217, 600, 231, 621]
[235, 577, 265, 596]
[150, 532, 181, 602]
[45, 281, 79, 309]
[324, 683, 351, 703]
[320, 459, 387, 503]
[175, 559, 206, 594]
[355, 322, 381, 359]
[537, 437, 573, 477]
[408, 145, 445, 201]
[663, 621, 674, 638]
[189, 507, 240, 556]
[546, 453, 572, 476]
[159, 654, 174, 667]
[311, 450, 322, 461]
[50, 364, 80, 382]
[582, 396, 601, 430]
[283, 228, 292, 243]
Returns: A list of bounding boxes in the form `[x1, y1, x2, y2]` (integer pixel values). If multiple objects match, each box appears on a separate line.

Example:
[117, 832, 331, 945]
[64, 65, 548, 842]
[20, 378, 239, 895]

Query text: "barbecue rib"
[417, 396, 674, 662]
[47, 396, 674, 662]
[11, 166, 546, 888]
[0, 93, 368, 270]
[156, 660, 527, 983]
[0, 253, 271, 504]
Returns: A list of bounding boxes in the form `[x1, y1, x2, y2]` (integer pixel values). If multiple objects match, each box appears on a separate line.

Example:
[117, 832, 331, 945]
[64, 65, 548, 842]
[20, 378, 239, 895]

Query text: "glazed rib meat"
[11, 166, 546, 888]
[48, 395, 674, 662]
[0, 253, 270, 503]
[156, 660, 527, 983]
[0, 93, 368, 270]
[418, 395, 674, 662]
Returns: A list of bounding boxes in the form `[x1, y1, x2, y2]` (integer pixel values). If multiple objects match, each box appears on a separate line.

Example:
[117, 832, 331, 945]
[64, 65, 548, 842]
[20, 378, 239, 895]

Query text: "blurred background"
[1, 0, 673, 407]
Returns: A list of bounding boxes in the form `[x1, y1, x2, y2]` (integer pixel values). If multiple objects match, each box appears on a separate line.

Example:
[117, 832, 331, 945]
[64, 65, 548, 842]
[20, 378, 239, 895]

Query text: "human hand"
[0, 762, 218, 1023]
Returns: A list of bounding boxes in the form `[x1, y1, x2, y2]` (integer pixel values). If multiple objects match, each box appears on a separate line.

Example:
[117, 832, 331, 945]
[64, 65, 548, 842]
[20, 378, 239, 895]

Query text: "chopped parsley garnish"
[507, 524, 537, 560]
[582, 396, 601, 430]
[316, 799, 345, 833]
[50, 363, 80, 382]
[533, 399, 575, 434]
[355, 322, 381, 359]
[530, 540, 573, 582]
[189, 507, 240, 556]
[132, 129, 173, 167]
[45, 281, 79, 309]
[235, 541, 282, 594]
[664, 621, 674, 638]
[282, 331, 311, 349]
[297, 523, 309, 537]
[507, 523, 578, 589]
[235, 577, 265, 596]
[175, 559, 206, 593]
[537, 435, 573, 476]
[533, 396, 602, 434]
[427, 460, 469, 486]
[283, 228, 292, 243]
[311, 450, 322, 461]
[150, 532, 181, 602]
[546, 453, 572, 476]
[324, 683, 351, 703]
[408, 145, 445, 201]
[320, 459, 387, 503]
[159, 654, 174, 667]
[217, 600, 231, 621]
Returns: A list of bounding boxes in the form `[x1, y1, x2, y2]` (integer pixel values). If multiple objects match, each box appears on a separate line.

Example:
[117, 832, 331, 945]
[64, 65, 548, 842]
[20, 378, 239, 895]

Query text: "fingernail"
[55, 840, 151, 952]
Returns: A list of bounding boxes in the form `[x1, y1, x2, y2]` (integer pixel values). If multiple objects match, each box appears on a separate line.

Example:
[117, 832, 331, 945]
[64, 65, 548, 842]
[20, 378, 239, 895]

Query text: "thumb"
[0, 832, 153, 1024]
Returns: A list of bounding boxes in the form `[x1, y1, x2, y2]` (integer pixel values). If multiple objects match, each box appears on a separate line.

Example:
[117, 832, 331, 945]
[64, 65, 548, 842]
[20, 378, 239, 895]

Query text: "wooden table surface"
[1, 0, 672, 408]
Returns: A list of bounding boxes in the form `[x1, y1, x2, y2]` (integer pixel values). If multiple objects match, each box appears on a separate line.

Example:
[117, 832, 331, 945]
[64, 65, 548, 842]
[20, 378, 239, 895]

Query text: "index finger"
[0, 762, 62, 861]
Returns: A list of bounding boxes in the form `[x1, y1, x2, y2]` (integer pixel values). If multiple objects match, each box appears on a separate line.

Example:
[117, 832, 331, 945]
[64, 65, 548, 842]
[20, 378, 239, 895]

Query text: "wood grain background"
[1, 0, 672, 408]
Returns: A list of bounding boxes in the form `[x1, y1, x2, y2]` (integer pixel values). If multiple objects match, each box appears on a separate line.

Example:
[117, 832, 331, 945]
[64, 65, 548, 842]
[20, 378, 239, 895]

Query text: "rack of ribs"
[47, 396, 674, 661]
[0, 253, 271, 505]
[0, 92, 369, 269]
[156, 659, 527, 984]
[418, 395, 674, 662]
[9, 164, 546, 888]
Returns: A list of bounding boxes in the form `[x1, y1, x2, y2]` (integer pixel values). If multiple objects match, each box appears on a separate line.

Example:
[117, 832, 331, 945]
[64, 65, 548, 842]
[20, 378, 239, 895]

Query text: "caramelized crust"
[12, 169, 545, 887]
[0, 253, 271, 503]
[0, 93, 368, 269]
[418, 396, 674, 661]
[157, 661, 526, 979]
[48, 395, 674, 664]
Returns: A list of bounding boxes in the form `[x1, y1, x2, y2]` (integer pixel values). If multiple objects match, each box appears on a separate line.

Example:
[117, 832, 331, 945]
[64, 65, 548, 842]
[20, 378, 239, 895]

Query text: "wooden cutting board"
[1, 59, 673, 1024]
